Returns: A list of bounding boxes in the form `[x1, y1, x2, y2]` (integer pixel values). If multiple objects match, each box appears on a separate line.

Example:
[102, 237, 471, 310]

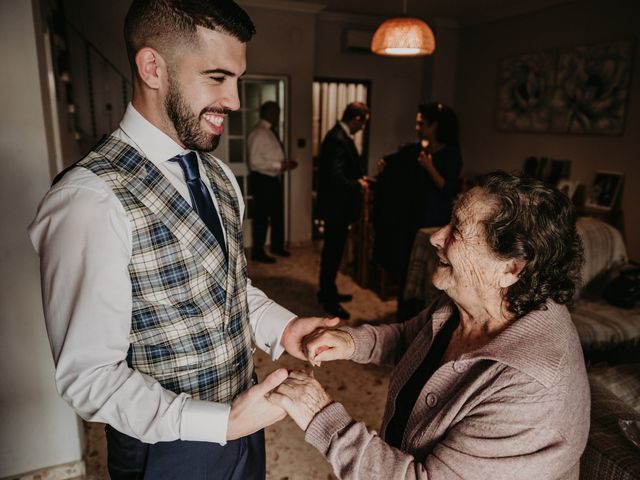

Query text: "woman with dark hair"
[270, 172, 590, 479]
[415, 102, 462, 227]
[374, 102, 463, 319]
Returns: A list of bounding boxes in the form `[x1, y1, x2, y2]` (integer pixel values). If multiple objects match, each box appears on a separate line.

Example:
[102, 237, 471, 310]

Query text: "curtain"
[312, 81, 368, 156]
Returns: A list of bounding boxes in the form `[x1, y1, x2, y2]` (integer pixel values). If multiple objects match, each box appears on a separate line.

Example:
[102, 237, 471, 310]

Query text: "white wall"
[0, 1, 83, 477]
[456, 0, 640, 259]
[243, 6, 317, 244]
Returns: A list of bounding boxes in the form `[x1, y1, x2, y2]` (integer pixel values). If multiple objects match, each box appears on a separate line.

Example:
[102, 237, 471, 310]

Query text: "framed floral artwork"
[496, 40, 634, 135]
[497, 51, 556, 132]
[550, 40, 633, 134]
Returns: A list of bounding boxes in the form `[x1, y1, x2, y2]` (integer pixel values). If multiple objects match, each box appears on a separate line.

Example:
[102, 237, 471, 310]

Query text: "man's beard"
[164, 76, 224, 152]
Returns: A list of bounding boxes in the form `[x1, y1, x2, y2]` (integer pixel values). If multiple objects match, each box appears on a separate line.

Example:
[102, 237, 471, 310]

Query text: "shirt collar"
[118, 103, 189, 165]
[432, 297, 572, 387]
[338, 121, 352, 137]
[258, 119, 273, 129]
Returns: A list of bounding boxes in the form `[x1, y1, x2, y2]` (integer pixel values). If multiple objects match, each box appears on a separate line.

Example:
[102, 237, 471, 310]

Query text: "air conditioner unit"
[344, 29, 374, 53]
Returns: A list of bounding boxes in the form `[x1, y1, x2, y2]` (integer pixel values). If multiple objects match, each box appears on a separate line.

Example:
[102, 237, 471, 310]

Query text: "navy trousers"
[319, 218, 350, 300]
[249, 171, 284, 253]
[106, 425, 266, 480]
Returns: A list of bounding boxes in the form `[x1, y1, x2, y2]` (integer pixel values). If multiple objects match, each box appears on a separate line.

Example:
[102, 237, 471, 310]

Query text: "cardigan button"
[453, 361, 468, 373]
[425, 392, 438, 408]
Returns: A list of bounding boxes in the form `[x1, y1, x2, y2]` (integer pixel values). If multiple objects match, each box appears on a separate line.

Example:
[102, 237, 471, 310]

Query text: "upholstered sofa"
[571, 216, 640, 361]
[573, 217, 640, 479]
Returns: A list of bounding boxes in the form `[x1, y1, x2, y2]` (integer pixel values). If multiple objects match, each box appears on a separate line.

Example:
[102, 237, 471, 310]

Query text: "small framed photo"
[585, 171, 624, 211]
[557, 179, 578, 199]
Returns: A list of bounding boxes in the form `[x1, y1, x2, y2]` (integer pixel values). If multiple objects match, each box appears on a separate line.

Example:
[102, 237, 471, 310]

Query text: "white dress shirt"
[247, 119, 285, 177]
[28, 103, 296, 445]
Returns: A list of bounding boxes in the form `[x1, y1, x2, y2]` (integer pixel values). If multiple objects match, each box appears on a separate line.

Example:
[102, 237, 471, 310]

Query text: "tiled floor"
[83, 243, 397, 479]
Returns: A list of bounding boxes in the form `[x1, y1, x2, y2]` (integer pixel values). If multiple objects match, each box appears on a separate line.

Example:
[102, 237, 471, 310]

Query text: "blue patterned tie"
[171, 152, 227, 258]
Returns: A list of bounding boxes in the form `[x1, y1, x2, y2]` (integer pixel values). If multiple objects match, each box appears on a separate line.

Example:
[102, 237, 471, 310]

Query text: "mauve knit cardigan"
[305, 296, 590, 479]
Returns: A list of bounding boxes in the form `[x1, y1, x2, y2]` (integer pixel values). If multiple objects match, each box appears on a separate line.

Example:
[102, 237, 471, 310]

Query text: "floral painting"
[496, 40, 634, 135]
[497, 51, 556, 132]
[550, 41, 633, 134]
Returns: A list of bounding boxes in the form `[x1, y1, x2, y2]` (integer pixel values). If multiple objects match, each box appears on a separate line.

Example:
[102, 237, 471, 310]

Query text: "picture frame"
[496, 51, 556, 132]
[496, 39, 635, 135]
[585, 171, 624, 211]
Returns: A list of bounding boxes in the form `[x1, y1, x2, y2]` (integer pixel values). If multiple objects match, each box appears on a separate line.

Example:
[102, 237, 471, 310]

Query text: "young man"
[247, 101, 297, 263]
[316, 102, 370, 320]
[28, 1, 337, 478]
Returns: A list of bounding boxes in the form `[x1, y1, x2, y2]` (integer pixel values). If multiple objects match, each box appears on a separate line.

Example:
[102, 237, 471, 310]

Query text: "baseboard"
[1, 460, 85, 480]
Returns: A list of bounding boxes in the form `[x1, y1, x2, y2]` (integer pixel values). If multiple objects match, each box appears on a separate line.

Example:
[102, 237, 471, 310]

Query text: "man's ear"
[499, 258, 526, 288]
[134, 47, 166, 90]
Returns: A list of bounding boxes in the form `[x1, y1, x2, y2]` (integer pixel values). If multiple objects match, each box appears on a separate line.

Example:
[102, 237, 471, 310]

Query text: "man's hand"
[281, 159, 299, 172]
[302, 327, 355, 366]
[358, 177, 369, 190]
[226, 368, 288, 440]
[280, 316, 340, 361]
[418, 150, 433, 171]
[267, 370, 332, 431]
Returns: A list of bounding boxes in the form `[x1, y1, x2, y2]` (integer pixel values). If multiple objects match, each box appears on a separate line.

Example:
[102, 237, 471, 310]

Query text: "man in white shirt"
[247, 101, 297, 263]
[28, 1, 337, 478]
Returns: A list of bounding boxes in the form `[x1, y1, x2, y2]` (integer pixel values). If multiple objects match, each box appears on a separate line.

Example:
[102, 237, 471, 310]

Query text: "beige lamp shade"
[371, 17, 436, 57]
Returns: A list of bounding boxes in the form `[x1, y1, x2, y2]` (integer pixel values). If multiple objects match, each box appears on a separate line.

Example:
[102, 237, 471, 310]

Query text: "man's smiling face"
[163, 27, 246, 152]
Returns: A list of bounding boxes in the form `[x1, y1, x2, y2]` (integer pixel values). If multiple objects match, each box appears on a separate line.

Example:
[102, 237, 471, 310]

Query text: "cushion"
[571, 299, 640, 354]
[577, 217, 627, 292]
[581, 377, 640, 480]
[588, 364, 640, 414]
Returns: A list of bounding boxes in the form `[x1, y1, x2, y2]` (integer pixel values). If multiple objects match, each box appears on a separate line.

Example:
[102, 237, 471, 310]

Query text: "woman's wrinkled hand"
[302, 328, 355, 366]
[267, 370, 332, 431]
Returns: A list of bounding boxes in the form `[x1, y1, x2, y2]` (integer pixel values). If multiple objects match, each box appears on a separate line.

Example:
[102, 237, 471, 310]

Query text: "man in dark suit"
[317, 102, 370, 319]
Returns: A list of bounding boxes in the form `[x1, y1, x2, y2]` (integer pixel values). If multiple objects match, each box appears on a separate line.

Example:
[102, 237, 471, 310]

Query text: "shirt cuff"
[180, 398, 231, 444]
[255, 303, 297, 360]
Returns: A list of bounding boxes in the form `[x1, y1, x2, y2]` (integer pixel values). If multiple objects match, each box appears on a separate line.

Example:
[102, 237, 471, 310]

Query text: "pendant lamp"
[371, 0, 435, 57]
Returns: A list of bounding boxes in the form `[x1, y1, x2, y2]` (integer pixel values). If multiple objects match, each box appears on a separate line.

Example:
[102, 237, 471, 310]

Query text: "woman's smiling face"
[429, 188, 507, 309]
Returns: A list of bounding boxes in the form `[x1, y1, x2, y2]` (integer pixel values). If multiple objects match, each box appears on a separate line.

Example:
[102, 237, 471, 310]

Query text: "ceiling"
[287, 0, 577, 25]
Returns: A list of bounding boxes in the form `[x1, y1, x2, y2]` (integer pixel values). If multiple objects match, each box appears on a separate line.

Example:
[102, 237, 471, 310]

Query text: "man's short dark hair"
[260, 101, 279, 119]
[341, 102, 369, 123]
[124, 0, 256, 71]
[478, 171, 584, 318]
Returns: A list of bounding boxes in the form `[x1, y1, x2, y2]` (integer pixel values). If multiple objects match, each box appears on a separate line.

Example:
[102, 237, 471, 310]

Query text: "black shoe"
[317, 291, 353, 304]
[270, 248, 291, 257]
[252, 251, 276, 263]
[323, 303, 350, 320]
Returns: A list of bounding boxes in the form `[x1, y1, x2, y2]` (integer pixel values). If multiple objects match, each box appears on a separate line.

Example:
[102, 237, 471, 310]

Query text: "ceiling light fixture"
[371, 0, 436, 57]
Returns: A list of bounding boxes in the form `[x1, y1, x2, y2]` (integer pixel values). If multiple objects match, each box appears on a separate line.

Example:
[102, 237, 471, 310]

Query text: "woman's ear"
[134, 47, 165, 90]
[499, 259, 526, 288]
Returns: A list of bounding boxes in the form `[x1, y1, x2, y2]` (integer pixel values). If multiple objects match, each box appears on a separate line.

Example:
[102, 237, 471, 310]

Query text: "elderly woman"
[269, 172, 590, 479]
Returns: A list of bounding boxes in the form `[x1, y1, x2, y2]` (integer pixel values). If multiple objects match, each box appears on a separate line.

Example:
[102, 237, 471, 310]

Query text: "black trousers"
[250, 172, 284, 253]
[319, 218, 350, 300]
[106, 425, 265, 480]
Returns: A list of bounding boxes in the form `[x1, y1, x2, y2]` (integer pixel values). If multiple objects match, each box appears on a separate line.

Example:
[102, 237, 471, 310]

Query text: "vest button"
[425, 392, 438, 408]
[453, 361, 468, 373]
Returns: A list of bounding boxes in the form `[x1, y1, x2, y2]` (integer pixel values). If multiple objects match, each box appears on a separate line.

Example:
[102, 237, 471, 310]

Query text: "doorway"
[219, 75, 288, 247]
[311, 78, 371, 239]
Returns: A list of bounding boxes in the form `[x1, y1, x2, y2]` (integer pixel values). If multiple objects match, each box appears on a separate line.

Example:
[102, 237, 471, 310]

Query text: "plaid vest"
[78, 136, 253, 403]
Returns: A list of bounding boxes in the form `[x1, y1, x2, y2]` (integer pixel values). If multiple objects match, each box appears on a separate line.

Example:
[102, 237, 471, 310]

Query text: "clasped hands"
[226, 316, 354, 440]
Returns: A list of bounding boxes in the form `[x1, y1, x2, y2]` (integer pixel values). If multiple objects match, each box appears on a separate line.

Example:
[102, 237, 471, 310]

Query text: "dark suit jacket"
[317, 123, 363, 224]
